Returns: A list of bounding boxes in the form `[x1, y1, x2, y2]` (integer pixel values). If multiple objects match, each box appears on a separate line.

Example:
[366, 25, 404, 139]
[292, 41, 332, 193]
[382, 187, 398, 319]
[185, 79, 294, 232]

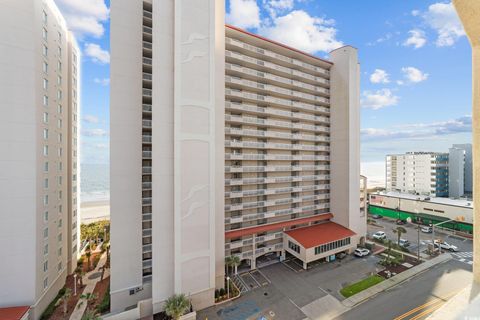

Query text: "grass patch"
[340, 275, 385, 298]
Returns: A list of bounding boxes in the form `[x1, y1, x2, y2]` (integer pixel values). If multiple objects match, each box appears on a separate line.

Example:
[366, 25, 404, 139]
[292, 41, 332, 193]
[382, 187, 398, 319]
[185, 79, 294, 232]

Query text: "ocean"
[81, 163, 110, 203]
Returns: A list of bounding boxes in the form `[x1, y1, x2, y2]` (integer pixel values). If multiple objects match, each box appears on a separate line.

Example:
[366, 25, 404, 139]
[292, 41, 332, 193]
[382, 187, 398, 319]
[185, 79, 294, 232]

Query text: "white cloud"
[83, 115, 99, 124]
[94, 78, 110, 86]
[370, 69, 390, 84]
[226, 0, 261, 29]
[84, 43, 110, 64]
[403, 29, 427, 49]
[263, 0, 294, 17]
[401, 67, 428, 83]
[82, 128, 108, 137]
[423, 2, 465, 47]
[361, 89, 399, 110]
[260, 10, 343, 54]
[362, 115, 472, 141]
[54, 0, 109, 38]
[411, 10, 420, 17]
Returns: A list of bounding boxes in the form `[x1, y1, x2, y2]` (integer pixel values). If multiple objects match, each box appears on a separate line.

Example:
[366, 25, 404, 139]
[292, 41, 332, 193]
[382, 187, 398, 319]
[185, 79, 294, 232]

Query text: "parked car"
[434, 241, 458, 252]
[372, 231, 387, 240]
[354, 248, 370, 257]
[336, 252, 347, 260]
[421, 226, 433, 233]
[371, 214, 382, 219]
[399, 239, 410, 247]
[396, 219, 406, 225]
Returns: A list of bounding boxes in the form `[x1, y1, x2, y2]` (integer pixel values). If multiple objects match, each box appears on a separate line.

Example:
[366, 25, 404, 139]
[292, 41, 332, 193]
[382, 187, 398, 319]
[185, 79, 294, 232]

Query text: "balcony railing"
[142, 120, 152, 128]
[225, 127, 329, 143]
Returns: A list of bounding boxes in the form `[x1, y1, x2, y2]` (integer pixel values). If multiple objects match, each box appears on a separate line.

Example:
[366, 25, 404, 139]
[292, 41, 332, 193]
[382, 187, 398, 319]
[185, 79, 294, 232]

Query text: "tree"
[393, 227, 407, 245]
[164, 294, 190, 320]
[230, 255, 240, 275]
[75, 267, 85, 286]
[225, 256, 233, 276]
[85, 244, 92, 271]
[55, 288, 72, 316]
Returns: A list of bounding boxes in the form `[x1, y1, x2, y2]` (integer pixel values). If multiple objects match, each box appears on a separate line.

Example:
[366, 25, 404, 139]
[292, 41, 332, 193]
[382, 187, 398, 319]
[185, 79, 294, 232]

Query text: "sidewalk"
[69, 252, 109, 320]
[342, 253, 452, 308]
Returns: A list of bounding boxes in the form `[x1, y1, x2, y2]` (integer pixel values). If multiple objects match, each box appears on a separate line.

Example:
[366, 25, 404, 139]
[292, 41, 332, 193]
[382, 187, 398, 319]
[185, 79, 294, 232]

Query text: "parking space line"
[248, 271, 262, 288]
[281, 260, 299, 273]
[256, 268, 271, 285]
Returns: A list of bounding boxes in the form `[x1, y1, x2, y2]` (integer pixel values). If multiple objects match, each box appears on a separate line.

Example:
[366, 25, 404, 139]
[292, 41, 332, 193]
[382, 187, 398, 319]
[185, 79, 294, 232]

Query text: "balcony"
[143, 73, 152, 81]
[142, 166, 152, 174]
[143, 104, 152, 113]
[143, 57, 152, 66]
[142, 120, 152, 128]
[225, 194, 326, 212]
[225, 153, 330, 161]
[143, 41, 152, 50]
[143, 89, 152, 97]
[225, 165, 331, 173]
[225, 114, 330, 133]
[225, 175, 331, 186]
[225, 127, 329, 143]
[142, 197, 152, 205]
[142, 182, 152, 190]
[225, 140, 330, 152]
[142, 135, 152, 143]
[225, 186, 331, 198]
[143, 26, 152, 35]
[143, 10, 152, 19]
[142, 151, 152, 158]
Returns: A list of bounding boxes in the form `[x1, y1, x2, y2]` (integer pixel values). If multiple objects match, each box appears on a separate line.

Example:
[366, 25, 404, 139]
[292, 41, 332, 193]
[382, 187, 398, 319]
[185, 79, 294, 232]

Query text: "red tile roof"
[285, 222, 356, 249]
[0, 307, 29, 320]
[225, 213, 333, 239]
[225, 24, 334, 65]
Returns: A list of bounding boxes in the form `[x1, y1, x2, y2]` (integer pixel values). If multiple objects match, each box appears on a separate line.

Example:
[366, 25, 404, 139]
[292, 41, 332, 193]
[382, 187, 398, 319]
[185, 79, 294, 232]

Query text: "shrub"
[77, 257, 84, 268]
[40, 288, 66, 320]
[96, 286, 110, 314]
[214, 289, 220, 300]
[219, 288, 225, 296]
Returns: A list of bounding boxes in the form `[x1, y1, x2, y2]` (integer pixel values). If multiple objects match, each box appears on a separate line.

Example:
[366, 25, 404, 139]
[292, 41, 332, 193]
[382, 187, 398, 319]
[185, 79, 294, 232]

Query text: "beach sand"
[80, 200, 110, 223]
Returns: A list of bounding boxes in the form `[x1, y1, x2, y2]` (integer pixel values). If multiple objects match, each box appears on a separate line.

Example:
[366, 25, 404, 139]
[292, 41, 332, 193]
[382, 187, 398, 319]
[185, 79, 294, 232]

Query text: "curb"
[341, 253, 452, 308]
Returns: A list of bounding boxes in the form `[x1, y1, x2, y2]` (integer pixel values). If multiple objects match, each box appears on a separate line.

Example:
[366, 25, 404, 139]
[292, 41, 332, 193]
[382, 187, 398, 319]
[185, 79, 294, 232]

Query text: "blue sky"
[54, 0, 472, 186]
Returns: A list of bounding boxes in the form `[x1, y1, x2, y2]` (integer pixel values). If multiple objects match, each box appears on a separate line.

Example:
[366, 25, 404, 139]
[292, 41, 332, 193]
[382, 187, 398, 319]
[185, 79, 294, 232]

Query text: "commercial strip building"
[386, 145, 472, 198]
[110, 0, 365, 315]
[368, 192, 473, 233]
[0, 0, 80, 319]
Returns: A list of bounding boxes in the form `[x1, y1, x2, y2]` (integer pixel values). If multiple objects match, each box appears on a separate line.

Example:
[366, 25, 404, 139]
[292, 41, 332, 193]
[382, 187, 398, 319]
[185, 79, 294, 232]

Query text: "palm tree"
[225, 256, 233, 275]
[85, 244, 92, 271]
[164, 294, 190, 320]
[56, 288, 72, 315]
[230, 255, 241, 275]
[75, 267, 84, 287]
[393, 226, 407, 245]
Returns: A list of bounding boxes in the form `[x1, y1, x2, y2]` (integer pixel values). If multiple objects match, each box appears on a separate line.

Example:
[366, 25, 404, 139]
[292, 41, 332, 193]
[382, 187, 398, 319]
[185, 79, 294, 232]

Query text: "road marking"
[409, 301, 446, 320]
[393, 291, 457, 320]
[256, 268, 271, 285]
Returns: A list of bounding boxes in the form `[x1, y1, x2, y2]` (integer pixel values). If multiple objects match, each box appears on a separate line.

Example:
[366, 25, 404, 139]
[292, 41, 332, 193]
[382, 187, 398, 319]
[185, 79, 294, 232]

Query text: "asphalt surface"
[335, 258, 472, 320]
[368, 216, 473, 266]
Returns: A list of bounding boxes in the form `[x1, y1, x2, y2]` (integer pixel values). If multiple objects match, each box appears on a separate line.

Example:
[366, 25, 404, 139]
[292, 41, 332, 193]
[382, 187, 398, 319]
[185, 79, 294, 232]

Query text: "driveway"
[197, 254, 381, 320]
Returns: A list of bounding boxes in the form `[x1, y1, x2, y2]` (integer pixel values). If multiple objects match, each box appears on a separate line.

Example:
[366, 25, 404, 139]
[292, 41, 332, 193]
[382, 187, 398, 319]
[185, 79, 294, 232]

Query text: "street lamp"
[226, 276, 230, 299]
[73, 274, 77, 295]
[414, 208, 420, 262]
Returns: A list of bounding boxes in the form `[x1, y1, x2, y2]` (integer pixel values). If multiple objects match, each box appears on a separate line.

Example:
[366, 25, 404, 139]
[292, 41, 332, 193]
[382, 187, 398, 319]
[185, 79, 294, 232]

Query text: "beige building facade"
[110, 1, 364, 315]
[0, 0, 80, 318]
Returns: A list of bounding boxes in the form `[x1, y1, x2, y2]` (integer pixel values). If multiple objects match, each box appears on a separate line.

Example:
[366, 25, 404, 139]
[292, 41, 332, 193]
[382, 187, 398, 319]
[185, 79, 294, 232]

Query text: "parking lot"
[198, 253, 381, 320]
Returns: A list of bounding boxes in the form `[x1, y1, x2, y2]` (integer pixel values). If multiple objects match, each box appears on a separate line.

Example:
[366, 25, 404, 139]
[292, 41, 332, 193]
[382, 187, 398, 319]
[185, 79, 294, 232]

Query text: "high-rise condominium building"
[111, 0, 364, 315]
[0, 0, 80, 319]
[449, 143, 472, 198]
[386, 152, 449, 197]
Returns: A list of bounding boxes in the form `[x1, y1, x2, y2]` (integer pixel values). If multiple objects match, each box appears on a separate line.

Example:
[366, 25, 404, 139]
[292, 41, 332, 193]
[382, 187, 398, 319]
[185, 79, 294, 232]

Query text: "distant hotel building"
[386, 152, 449, 197]
[0, 0, 80, 319]
[110, 0, 365, 315]
[449, 144, 472, 198]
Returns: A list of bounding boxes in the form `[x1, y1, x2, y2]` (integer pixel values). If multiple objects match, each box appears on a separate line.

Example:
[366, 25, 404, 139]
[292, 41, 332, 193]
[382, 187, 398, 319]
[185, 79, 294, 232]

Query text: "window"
[43, 95, 48, 106]
[58, 133, 62, 143]
[58, 204, 62, 213]
[44, 161, 49, 172]
[57, 90, 62, 100]
[43, 62, 48, 73]
[43, 227, 48, 238]
[58, 176, 62, 185]
[43, 145, 48, 156]
[42, 10, 47, 24]
[57, 104, 62, 114]
[44, 211, 48, 222]
[43, 112, 48, 123]
[58, 31, 62, 43]
[57, 262, 62, 272]
[43, 28, 47, 40]
[44, 178, 48, 188]
[57, 119, 62, 128]
[57, 75, 62, 85]
[57, 61, 62, 71]
[57, 233, 62, 242]
[57, 46, 61, 57]
[43, 277, 48, 290]
[44, 244, 48, 255]
[58, 162, 63, 171]
[58, 147, 62, 157]
[43, 128, 48, 140]
[58, 219, 62, 228]
[58, 190, 62, 200]
[288, 240, 300, 254]
[43, 195, 48, 205]
[43, 78, 48, 90]
[43, 260, 48, 272]
[43, 45, 48, 56]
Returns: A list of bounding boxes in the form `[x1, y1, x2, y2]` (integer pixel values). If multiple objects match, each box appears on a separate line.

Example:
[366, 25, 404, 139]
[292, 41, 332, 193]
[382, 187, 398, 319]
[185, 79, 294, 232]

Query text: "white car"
[354, 248, 370, 257]
[372, 231, 386, 240]
[399, 239, 410, 247]
[434, 241, 458, 252]
[421, 226, 433, 233]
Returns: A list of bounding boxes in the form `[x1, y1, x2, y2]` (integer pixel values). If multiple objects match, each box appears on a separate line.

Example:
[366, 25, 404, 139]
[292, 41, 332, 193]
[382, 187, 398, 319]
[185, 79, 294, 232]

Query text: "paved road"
[335, 259, 472, 320]
[368, 216, 473, 266]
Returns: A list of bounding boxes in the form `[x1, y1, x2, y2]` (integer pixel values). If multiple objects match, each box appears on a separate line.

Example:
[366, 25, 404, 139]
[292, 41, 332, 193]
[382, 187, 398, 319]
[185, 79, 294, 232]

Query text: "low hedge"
[40, 287, 66, 320]
[96, 285, 110, 314]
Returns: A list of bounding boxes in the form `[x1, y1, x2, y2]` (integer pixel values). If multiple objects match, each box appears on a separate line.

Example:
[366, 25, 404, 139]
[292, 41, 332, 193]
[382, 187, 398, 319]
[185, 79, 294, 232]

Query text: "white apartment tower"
[449, 143, 472, 198]
[386, 152, 449, 197]
[0, 0, 80, 319]
[111, 0, 364, 315]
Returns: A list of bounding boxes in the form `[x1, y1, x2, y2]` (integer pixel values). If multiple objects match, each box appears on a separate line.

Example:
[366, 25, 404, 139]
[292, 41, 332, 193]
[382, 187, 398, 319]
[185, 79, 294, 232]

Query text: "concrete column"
[303, 262, 307, 270]
[452, 0, 480, 284]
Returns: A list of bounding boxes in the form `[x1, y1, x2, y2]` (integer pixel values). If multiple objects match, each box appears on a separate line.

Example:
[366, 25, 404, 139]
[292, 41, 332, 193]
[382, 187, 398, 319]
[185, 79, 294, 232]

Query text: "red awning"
[225, 213, 333, 239]
[285, 222, 356, 249]
[0, 307, 29, 320]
